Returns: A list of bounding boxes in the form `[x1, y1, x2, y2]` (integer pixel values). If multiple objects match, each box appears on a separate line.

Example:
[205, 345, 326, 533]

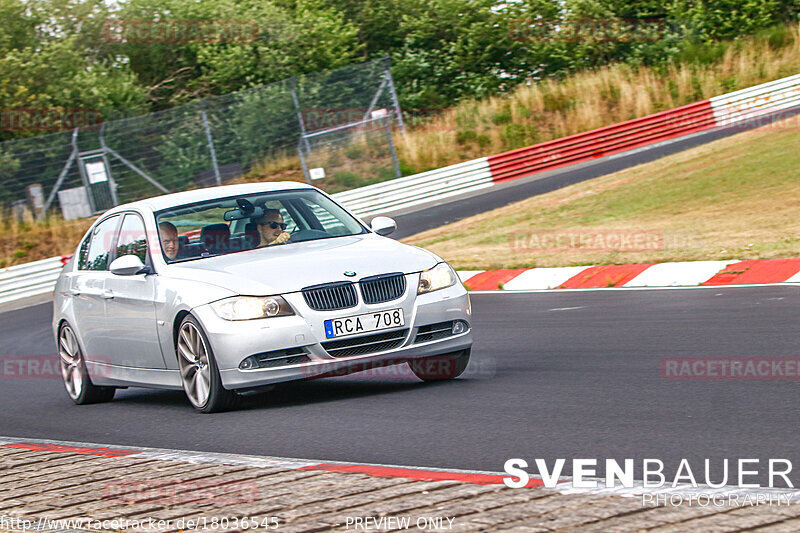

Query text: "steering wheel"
[287, 229, 329, 243]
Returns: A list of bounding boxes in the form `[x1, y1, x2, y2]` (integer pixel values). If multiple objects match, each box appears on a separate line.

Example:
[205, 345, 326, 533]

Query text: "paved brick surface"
[1, 448, 799, 532]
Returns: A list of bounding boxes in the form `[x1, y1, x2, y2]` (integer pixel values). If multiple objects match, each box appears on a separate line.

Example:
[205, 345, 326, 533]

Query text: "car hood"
[165, 234, 440, 296]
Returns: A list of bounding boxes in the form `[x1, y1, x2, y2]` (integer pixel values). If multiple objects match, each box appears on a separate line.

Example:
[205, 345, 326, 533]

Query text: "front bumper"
[192, 278, 473, 390]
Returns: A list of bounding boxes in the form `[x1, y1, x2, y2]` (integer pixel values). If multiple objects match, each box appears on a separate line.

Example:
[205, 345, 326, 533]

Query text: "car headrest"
[200, 223, 230, 252]
[244, 222, 260, 247]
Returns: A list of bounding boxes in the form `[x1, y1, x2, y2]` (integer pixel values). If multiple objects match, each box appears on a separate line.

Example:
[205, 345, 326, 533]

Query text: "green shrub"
[492, 105, 513, 125]
[456, 129, 478, 145]
[333, 171, 362, 188]
[344, 146, 364, 160]
[500, 123, 539, 150]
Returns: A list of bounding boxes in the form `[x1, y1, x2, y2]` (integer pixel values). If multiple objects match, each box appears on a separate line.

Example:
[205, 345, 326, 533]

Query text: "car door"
[69, 214, 121, 365]
[103, 212, 166, 369]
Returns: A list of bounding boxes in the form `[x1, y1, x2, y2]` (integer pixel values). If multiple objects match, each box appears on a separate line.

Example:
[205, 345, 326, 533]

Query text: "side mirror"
[110, 255, 147, 276]
[370, 216, 397, 236]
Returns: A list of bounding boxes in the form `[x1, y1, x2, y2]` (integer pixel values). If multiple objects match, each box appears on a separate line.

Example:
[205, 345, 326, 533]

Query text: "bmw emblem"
[344, 271, 357, 277]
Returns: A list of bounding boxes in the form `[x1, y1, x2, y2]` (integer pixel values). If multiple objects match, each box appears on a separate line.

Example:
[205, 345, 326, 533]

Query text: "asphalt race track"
[1, 286, 798, 483]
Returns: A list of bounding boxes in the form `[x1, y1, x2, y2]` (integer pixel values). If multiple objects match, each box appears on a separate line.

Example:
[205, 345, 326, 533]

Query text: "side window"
[86, 215, 120, 271]
[277, 207, 297, 232]
[300, 198, 347, 235]
[116, 214, 148, 263]
[76, 232, 92, 270]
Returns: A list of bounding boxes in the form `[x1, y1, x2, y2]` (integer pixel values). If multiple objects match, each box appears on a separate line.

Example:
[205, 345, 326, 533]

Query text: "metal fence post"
[290, 78, 312, 157]
[384, 118, 402, 179]
[297, 140, 312, 185]
[383, 57, 405, 132]
[201, 110, 222, 186]
[39, 128, 79, 220]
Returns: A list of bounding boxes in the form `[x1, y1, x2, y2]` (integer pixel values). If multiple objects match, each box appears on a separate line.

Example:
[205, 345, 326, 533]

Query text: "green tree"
[116, 0, 361, 106]
[391, 0, 530, 109]
[0, 0, 39, 55]
[671, 0, 785, 41]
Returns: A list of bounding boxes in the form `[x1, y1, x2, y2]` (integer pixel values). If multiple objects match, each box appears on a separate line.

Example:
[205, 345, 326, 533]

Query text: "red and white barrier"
[486, 101, 716, 183]
[458, 258, 800, 291]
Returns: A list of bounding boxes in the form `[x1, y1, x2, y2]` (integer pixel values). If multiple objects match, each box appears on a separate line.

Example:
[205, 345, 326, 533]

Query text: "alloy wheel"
[177, 321, 212, 408]
[59, 325, 84, 400]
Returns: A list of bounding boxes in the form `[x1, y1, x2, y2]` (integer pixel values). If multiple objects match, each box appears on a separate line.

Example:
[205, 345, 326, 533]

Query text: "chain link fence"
[0, 57, 403, 221]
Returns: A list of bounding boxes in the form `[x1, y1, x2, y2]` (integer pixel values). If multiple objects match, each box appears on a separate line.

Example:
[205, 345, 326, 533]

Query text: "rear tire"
[58, 324, 115, 405]
[408, 348, 471, 381]
[176, 315, 239, 413]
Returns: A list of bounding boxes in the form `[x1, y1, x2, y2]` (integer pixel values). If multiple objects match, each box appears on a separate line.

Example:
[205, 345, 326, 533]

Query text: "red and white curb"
[457, 258, 800, 291]
[2, 436, 799, 502]
[0, 436, 541, 488]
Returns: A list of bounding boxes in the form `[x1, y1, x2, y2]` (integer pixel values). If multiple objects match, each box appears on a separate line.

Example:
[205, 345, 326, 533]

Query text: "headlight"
[210, 296, 294, 321]
[418, 262, 458, 294]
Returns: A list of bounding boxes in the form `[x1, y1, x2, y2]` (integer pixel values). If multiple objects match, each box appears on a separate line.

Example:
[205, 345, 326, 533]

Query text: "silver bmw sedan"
[53, 182, 473, 412]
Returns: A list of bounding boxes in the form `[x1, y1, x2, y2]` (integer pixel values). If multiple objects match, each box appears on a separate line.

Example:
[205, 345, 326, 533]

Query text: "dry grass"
[0, 211, 94, 268]
[403, 115, 800, 269]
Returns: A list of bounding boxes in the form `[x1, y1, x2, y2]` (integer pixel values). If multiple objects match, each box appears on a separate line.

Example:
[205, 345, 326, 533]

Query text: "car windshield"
[155, 189, 367, 263]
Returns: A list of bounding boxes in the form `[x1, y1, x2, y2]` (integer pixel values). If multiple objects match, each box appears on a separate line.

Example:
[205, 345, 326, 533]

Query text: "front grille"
[322, 329, 408, 358]
[414, 321, 454, 344]
[302, 282, 358, 311]
[360, 273, 406, 304]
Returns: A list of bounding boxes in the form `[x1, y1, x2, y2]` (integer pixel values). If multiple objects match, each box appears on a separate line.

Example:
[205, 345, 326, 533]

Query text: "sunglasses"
[258, 221, 287, 230]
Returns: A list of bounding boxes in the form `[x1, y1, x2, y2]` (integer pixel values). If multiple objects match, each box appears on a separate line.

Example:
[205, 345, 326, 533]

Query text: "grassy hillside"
[246, 23, 800, 191]
[404, 116, 800, 270]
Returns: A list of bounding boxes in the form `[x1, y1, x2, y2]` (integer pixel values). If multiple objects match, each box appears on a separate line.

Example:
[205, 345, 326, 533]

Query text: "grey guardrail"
[0, 256, 65, 306]
[331, 156, 493, 218]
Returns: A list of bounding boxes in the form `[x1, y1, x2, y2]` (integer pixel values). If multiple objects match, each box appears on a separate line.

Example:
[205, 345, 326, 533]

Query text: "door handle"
[102, 290, 115, 299]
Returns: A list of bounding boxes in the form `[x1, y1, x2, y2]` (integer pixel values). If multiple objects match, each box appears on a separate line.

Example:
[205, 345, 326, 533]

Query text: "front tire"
[176, 315, 239, 413]
[58, 324, 115, 404]
[408, 348, 471, 381]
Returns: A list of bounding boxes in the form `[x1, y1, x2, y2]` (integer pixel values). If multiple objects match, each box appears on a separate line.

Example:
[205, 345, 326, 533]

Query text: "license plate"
[324, 308, 405, 339]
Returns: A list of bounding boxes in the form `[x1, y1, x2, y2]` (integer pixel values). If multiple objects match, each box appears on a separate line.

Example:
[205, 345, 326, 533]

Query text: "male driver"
[255, 208, 291, 246]
[159, 221, 179, 260]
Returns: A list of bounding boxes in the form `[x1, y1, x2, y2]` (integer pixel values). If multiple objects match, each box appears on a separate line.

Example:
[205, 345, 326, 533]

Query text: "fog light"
[452, 320, 468, 334]
[239, 357, 257, 370]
